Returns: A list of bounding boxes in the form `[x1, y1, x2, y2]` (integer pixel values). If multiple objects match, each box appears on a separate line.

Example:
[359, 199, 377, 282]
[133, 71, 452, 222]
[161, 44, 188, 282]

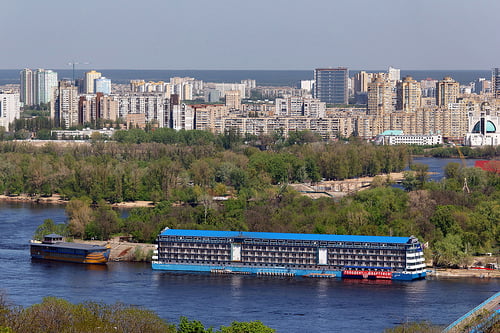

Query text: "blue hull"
[392, 272, 426, 280]
[152, 263, 425, 281]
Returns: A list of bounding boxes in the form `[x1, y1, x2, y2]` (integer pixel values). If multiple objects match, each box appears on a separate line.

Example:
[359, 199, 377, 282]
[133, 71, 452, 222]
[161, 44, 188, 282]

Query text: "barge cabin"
[30, 234, 110, 264]
[152, 229, 426, 281]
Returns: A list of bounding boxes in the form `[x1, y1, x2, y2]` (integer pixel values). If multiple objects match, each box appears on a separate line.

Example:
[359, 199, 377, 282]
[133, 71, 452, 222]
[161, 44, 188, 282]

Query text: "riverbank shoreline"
[427, 268, 500, 279]
[0, 194, 154, 208]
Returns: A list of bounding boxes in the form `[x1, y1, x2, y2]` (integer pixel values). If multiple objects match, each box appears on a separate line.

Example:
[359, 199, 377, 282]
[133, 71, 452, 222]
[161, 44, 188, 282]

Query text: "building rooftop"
[159, 228, 412, 244]
[379, 130, 404, 136]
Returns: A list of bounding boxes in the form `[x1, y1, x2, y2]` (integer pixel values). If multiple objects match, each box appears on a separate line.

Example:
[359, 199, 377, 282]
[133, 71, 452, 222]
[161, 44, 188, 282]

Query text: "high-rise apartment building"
[51, 80, 79, 128]
[20, 69, 34, 106]
[275, 96, 325, 118]
[353, 71, 371, 94]
[474, 78, 490, 94]
[182, 83, 193, 101]
[388, 66, 401, 83]
[353, 71, 372, 104]
[34, 69, 58, 105]
[213, 83, 247, 99]
[79, 93, 118, 125]
[118, 93, 168, 127]
[95, 77, 111, 95]
[225, 90, 241, 110]
[300, 80, 315, 93]
[367, 76, 393, 116]
[0, 93, 21, 129]
[492, 68, 500, 98]
[421, 78, 438, 98]
[313, 68, 348, 105]
[241, 79, 256, 96]
[436, 77, 459, 107]
[169, 103, 194, 131]
[84, 70, 102, 94]
[396, 76, 421, 112]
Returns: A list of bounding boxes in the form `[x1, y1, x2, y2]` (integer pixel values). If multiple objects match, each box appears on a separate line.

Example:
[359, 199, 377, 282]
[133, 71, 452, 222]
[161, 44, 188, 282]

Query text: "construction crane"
[456, 145, 470, 193]
[67, 61, 90, 84]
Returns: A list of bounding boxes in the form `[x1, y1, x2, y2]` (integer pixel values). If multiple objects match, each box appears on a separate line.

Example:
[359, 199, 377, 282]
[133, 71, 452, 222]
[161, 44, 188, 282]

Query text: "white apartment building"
[213, 83, 247, 99]
[117, 93, 168, 127]
[275, 96, 325, 117]
[300, 80, 315, 93]
[0, 93, 20, 129]
[31, 69, 58, 105]
[170, 104, 194, 130]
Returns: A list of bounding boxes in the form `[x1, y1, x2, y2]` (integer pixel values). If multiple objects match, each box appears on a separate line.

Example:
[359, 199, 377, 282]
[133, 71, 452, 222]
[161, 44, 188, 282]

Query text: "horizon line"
[1, 68, 494, 71]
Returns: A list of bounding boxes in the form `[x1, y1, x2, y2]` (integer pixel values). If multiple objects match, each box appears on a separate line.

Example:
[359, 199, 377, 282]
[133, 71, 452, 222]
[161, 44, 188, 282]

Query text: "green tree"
[33, 219, 68, 240]
[177, 316, 212, 333]
[430, 205, 461, 237]
[85, 201, 120, 240]
[218, 321, 275, 333]
[433, 233, 467, 267]
[444, 162, 461, 180]
[413, 163, 429, 189]
[66, 198, 93, 238]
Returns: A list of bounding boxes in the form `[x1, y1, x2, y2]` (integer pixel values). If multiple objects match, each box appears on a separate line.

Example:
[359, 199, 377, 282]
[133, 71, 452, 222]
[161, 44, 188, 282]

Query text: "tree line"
[0, 139, 409, 202]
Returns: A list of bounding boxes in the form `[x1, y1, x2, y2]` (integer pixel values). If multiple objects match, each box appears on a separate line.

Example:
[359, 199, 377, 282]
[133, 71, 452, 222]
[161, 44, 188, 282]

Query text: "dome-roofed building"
[471, 120, 496, 133]
[465, 103, 500, 146]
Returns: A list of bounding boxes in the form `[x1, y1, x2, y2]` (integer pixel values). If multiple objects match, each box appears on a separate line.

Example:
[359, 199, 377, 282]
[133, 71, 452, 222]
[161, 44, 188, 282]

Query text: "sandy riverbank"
[0, 194, 67, 204]
[0, 194, 154, 208]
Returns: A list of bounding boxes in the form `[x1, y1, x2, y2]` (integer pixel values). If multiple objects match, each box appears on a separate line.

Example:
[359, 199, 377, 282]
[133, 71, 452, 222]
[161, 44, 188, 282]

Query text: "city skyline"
[2, 0, 499, 70]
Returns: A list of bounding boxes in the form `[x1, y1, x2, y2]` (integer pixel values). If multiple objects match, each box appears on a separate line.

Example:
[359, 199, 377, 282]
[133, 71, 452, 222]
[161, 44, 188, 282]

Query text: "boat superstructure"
[152, 229, 426, 280]
[30, 234, 110, 264]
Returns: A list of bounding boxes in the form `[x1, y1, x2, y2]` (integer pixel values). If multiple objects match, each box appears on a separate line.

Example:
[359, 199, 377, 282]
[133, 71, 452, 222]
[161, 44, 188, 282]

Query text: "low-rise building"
[375, 130, 443, 145]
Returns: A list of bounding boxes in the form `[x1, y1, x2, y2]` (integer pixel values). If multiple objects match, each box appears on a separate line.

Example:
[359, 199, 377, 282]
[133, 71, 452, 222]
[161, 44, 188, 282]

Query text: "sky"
[1, 0, 499, 70]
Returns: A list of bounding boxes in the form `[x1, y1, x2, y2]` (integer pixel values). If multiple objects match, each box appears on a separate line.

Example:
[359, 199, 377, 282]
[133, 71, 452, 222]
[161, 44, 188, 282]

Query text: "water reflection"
[31, 258, 108, 271]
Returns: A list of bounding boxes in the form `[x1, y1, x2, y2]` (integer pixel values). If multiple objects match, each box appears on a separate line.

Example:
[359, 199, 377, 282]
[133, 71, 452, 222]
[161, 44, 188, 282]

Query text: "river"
[0, 157, 498, 332]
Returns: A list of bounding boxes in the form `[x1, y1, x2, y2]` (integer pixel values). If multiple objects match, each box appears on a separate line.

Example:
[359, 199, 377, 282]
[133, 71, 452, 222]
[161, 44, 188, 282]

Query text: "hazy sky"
[2, 0, 499, 70]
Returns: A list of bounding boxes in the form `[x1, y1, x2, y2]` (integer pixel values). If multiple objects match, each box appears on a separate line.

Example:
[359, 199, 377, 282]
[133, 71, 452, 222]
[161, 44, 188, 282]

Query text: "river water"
[0, 157, 498, 332]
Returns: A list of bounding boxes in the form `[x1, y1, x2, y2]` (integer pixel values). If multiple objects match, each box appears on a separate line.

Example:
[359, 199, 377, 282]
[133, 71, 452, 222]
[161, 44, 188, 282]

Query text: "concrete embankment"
[427, 268, 500, 279]
[74, 239, 155, 262]
[443, 291, 500, 333]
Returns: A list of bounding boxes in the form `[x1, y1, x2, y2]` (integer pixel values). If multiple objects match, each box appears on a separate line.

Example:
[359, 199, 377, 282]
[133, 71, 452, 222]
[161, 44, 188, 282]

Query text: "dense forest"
[1, 130, 499, 267]
[0, 132, 409, 201]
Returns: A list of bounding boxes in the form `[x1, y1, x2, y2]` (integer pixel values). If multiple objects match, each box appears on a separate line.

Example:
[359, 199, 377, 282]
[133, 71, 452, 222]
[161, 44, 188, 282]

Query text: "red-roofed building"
[475, 160, 500, 174]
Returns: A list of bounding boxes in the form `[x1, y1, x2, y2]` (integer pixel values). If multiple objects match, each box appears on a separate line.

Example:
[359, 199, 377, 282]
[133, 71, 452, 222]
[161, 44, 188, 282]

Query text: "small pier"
[443, 291, 499, 333]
